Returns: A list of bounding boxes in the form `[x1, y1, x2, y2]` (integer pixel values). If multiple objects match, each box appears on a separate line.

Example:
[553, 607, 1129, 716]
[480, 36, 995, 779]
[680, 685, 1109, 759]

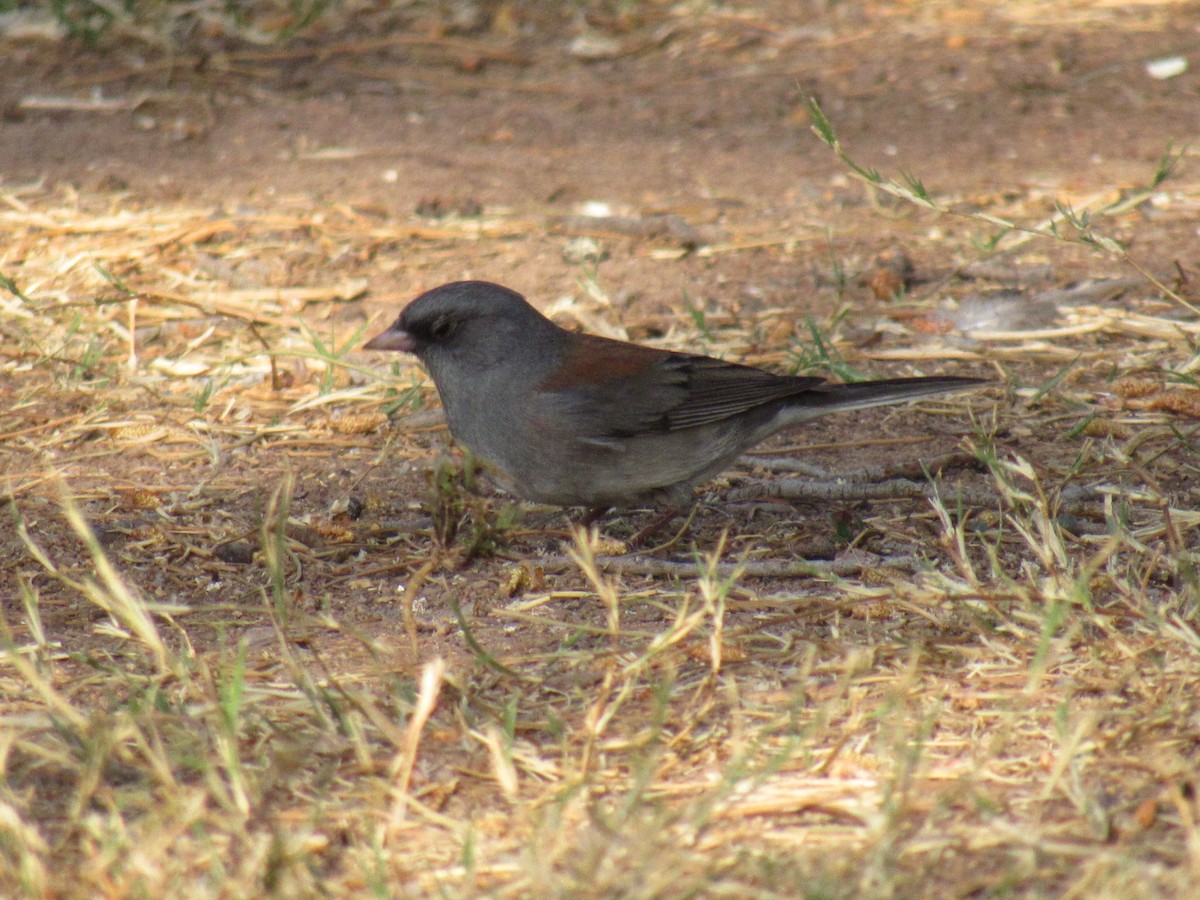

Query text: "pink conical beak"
[364, 325, 416, 353]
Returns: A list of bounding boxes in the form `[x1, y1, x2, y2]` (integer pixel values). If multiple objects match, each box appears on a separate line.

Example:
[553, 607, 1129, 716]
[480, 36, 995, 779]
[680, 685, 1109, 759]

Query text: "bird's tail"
[785, 375, 987, 419]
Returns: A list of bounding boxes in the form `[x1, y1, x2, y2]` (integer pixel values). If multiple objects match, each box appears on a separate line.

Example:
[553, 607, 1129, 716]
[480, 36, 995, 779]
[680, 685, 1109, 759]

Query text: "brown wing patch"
[538, 333, 677, 390]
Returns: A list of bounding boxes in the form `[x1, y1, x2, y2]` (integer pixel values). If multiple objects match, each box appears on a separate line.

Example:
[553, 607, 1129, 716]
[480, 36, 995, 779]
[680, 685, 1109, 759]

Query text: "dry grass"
[4, 3, 1200, 898]
[4, 176, 1199, 898]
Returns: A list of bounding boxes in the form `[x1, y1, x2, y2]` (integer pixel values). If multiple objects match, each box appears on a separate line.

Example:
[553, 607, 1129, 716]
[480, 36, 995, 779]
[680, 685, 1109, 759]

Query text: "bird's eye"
[429, 317, 457, 340]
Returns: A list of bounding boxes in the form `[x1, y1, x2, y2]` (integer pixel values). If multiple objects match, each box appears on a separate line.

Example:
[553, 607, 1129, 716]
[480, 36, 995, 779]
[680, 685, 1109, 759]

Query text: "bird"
[364, 280, 985, 510]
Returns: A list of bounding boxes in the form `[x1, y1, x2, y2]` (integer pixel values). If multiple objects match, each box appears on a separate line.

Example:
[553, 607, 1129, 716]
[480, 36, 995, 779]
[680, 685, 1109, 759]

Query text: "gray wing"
[539, 347, 826, 440]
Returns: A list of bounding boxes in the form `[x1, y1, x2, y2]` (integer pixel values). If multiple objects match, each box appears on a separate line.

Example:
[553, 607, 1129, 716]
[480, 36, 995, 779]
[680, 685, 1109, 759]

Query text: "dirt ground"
[3, 1, 1200, 896]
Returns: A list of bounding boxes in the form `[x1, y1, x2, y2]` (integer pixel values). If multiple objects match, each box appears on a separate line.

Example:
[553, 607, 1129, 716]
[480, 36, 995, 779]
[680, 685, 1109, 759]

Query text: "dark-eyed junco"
[365, 281, 985, 508]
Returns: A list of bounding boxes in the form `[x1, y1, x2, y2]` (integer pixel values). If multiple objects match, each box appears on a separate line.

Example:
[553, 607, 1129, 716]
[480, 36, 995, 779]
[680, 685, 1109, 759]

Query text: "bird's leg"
[570, 505, 685, 549]
[577, 505, 612, 529]
[628, 506, 681, 547]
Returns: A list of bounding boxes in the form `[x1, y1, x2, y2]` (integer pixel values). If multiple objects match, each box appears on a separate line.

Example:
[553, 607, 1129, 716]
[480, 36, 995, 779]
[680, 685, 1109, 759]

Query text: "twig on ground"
[538, 550, 924, 579]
